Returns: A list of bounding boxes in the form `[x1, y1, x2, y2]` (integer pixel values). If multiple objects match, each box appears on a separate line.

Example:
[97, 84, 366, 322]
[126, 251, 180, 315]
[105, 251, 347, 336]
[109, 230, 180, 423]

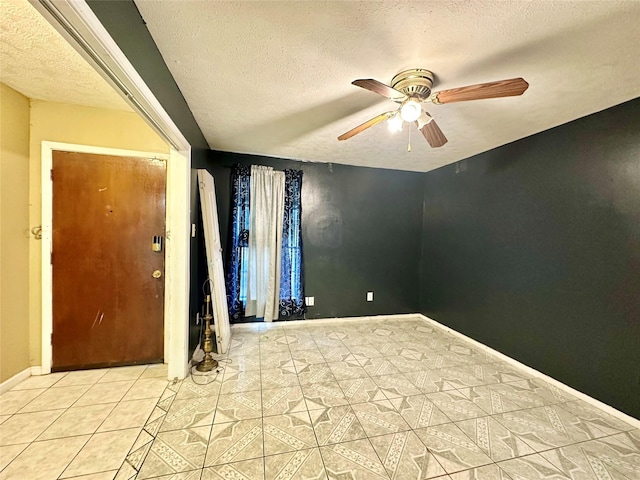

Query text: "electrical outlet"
[366, 291, 373, 302]
[306, 296, 315, 307]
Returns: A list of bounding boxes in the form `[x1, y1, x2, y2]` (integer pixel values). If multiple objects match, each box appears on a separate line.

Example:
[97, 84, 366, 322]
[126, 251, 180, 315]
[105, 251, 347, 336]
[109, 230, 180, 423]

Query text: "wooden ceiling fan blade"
[338, 111, 394, 141]
[430, 77, 529, 104]
[352, 79, 407, 101]
[416, 113, 448, 148]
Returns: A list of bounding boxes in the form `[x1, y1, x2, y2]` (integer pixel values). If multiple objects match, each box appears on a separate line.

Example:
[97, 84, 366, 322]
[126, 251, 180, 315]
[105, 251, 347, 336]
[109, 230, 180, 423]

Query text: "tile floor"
[1, 316, 638, 479]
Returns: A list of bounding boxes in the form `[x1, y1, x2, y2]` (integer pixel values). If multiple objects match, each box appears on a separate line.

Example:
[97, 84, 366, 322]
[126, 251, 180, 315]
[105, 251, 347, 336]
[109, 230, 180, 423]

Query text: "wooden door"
[197, 170, 231, 354]
[52, 150, 166, 370]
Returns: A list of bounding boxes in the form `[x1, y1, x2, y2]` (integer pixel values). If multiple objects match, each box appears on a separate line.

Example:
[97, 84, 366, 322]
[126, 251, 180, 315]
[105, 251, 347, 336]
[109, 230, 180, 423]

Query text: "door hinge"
[50, 169, 53, 181]
[50, 333, 53, 345]
[50, 251, 53, 264]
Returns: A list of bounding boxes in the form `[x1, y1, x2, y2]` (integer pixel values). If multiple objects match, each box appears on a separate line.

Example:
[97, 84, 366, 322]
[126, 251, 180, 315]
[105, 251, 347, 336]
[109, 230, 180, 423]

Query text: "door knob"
[152, 270, 162, 279]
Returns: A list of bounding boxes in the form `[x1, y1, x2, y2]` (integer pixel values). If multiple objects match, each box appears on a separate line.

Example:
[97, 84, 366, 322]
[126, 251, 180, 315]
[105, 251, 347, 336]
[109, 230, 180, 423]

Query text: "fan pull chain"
[407, 124, 412, 152]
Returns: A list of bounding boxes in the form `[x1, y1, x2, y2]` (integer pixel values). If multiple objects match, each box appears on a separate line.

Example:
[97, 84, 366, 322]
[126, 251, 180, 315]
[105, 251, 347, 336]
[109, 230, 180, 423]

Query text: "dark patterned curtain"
[279, 169, 305, 317]
[225, 164, 251, 319]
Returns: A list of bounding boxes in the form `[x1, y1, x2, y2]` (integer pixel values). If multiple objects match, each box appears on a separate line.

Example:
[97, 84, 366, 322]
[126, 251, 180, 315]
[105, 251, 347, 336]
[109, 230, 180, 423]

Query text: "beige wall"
[29, 100, 169, 366]
[0, 84, 32, 382]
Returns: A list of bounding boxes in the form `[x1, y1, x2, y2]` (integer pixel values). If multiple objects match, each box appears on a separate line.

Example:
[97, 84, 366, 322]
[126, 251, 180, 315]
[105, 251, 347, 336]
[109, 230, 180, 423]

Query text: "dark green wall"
[191, 151, 423, 325]
[420, 97, 640, 418]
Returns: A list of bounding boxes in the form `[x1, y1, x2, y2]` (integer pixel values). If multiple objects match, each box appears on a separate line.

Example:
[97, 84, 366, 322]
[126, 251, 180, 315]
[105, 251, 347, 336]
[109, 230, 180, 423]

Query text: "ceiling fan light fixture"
[400, 98, 422, 122]
[387, 113, 403, 132]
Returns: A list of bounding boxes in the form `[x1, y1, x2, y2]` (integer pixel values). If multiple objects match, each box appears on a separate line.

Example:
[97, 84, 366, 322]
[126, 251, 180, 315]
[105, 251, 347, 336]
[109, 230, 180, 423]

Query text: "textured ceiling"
[135, 0, 640, 172]
[0, 0, 130, 111]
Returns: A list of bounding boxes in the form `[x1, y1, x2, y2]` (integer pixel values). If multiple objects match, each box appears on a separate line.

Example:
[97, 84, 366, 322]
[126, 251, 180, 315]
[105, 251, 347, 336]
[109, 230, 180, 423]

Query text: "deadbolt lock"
[152, 270, 162, 279]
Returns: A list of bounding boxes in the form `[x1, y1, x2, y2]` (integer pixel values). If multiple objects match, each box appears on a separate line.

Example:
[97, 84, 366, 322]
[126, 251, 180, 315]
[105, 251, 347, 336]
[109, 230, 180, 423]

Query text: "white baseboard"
[231, 313, 422, 331]
[30, 366, 42, 376]
[416, 314, 640, 429]
[0, 368, 31, 394]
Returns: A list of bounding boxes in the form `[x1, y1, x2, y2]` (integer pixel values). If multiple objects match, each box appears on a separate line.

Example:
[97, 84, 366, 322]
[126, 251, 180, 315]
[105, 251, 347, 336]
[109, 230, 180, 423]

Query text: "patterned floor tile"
[320, 347, 351, 362]
[291, 348, 326, 365]
[401, 370, 452, 394]
[262, 386, 307, 417]
[576, 429, 640, 478]
[386, 355, 429, 373]
[261, 370, 300, 390]
[369, 430, 447, 479]
[389, 395, 451, 429]
[371, 373, 423, 399]
[491, 405, 592, 452]
[473, 362, 532, 385]
[360, 357, 400, 377]
[161, 396, 218, 431]
[456, 416, 536, 462]
[414, 423, 493, 474]
[176, 377, 222, 400]
[221, 371, 262, 394]
[448, 463, 513, 480]
[426, 390, 490, 421]
[228, 355, 262, 372]
[206, 419, 263, 466]
[526, 378, 577, 404]
[214, 391, 262, 424]
[296, 363, 336, 385]
[346, 343, 383, 359]
[202, 458, 264, 479]
[338, 377, 387, 404]
[302, 381, 349, 410]
[263, 411, 318, 456]
[309, 405, 367, 446]
[137, 426, 210, 478]
[540, 444, 634, 480]
[327, 361, 369, 381]
[553, 400, 635, 438]
[265, 448, 327, 480]
[369, 341, 403, 357]
[351, 399, 411, 437]
[260, 347, 293, 370]
[320, 438, 389, 479]
[431, 365, 494, 390]
[146, 469, 203, 479]
[464, 382, 551, 415]
[498, 453, 572, 479]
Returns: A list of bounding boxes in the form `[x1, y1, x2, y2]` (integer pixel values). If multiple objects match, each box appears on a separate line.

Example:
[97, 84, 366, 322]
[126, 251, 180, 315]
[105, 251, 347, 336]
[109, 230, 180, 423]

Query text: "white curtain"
[245, 165, 285, 322]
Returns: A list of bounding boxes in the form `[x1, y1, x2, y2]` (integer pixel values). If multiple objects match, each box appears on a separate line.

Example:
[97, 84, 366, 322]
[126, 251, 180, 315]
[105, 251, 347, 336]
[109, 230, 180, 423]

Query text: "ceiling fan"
[338, 69, 529, 148]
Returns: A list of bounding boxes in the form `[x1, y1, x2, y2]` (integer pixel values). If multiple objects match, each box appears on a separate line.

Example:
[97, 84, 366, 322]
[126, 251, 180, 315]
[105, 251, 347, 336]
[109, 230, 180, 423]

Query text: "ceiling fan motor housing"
[391, 69, 434, 102]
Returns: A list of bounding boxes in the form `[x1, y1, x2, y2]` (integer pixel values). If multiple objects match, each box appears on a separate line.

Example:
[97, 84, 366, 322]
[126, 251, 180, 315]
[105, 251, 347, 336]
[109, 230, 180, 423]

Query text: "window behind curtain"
[225, 165, 305, 320]
[279, 169, 305, 317]
[225, 164, 251, 319]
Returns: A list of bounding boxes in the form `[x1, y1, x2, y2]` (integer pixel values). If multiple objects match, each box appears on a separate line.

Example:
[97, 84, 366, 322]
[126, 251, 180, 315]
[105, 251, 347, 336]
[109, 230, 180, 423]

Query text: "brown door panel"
[52, 151, 165, 370]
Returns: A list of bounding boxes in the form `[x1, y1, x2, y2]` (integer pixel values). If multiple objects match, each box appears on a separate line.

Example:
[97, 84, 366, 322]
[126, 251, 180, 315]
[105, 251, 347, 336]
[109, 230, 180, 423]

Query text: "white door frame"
[32, 0, 195, 379]
[41, 143, 189, 378]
